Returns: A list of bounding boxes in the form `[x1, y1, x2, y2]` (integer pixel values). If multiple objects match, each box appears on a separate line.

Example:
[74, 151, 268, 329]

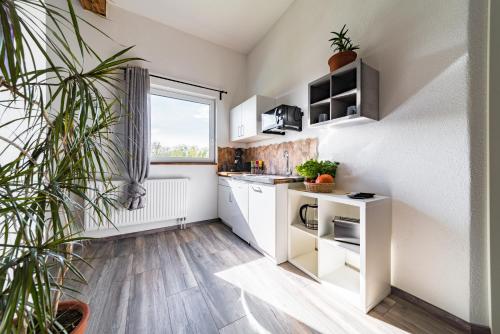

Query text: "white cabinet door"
[218, 185, 232, 226]
[248, 183, 276, 257]
[241, 96, 257, 139]
[230, 181, 253, 243]
[230, 95, 276, 143]
[229, 105, 241, 141]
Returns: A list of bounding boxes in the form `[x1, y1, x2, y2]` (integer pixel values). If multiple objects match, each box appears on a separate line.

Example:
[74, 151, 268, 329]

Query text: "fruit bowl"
[304, 181, 335, 193]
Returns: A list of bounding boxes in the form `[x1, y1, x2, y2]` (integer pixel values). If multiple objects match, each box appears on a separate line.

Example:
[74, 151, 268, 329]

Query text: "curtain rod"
[121, 68, 228, 100]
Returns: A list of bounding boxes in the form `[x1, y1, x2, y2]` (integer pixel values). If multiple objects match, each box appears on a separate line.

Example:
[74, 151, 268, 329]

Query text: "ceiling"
[109, 0, 294, 54]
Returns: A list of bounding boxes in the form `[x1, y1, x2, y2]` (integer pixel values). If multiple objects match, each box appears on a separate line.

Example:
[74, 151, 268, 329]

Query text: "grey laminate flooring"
[67, 223, 466, 334]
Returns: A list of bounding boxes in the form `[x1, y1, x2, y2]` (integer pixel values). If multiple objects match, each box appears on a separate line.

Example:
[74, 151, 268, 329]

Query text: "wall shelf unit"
[308, 59, 379, 127]
[287, 187, 391, 313]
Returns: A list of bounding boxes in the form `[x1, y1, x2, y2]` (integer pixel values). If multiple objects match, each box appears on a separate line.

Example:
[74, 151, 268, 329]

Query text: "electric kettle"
[299, 203, 318, 230]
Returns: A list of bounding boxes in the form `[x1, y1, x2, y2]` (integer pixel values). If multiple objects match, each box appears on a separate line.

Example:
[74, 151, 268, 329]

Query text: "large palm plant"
[0, 0, 138, 332]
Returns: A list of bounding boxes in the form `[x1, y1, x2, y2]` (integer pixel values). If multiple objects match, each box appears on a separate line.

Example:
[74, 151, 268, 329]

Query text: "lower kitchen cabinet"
[248, 183, 277, 258]
[217, 184, 232, 227]
[217, 177, 288, 264]
[230, 180, 253, 245]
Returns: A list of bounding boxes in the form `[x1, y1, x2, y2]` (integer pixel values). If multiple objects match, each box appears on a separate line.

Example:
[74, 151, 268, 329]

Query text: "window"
[150, 88, 215, 163]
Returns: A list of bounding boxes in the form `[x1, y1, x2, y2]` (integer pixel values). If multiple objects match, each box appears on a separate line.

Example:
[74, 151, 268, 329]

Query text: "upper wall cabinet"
[308, 59, 379, 127]
[230, 95, 276, 143]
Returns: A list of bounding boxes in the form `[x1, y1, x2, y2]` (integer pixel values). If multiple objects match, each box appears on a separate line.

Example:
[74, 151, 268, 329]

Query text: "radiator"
[84, 178, 188, 231]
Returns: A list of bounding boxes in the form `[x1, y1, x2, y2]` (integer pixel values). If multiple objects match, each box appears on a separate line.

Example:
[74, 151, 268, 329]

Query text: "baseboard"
[391, 286, 491, 334]
[87, 218, 221, 241]
[471, 324, 492, 334]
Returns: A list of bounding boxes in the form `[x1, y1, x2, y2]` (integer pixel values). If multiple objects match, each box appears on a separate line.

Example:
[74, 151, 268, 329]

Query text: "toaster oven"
[333, 216, 360, 245]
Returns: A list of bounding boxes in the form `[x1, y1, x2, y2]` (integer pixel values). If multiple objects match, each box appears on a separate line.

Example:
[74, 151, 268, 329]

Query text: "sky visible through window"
[150, 94, 210, 159]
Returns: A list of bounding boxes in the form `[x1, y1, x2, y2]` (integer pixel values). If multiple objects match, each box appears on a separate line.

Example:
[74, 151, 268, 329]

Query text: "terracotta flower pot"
[328, 50, 357, 72]
[58, 301, 90, 334]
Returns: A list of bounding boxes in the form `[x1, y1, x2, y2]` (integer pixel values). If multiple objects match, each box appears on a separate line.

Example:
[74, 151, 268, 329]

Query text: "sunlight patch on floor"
[215, 257, 409, 334]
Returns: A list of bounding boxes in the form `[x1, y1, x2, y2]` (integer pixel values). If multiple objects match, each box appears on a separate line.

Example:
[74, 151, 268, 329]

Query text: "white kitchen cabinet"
[248, 183, 277, 258]
[217, 184, 232, 227]
[217, 177, 289, 264]
[229, 105, 242, 141]
[218, 179, 249, 239]
[229, 95, 276, 142]
[230, 180, 253, 244]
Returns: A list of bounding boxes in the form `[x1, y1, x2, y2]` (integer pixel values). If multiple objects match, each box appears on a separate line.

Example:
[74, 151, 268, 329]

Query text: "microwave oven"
[261, 104, 303, 135]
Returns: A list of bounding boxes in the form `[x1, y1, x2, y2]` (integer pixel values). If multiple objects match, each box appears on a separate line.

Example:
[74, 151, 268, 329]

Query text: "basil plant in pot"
[0, 0, 138, 332]
[328, 24, 360, 72]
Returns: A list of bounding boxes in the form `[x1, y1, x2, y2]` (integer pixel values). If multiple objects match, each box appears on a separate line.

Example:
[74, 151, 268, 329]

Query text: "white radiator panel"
[85, 178, 188, 231]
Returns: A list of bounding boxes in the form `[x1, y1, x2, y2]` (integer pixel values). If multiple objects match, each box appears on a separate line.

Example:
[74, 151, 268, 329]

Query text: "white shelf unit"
[287, 187, 391, 313]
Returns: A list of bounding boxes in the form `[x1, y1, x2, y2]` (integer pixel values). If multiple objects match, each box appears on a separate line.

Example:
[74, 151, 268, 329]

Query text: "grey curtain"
[123, 67, 150, 210]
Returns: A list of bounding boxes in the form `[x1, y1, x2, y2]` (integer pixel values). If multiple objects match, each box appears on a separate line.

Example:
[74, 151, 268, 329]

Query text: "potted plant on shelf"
[296, 160, 340, 193]
[328, 24, 360, 72]
[0, 0, 138, 332]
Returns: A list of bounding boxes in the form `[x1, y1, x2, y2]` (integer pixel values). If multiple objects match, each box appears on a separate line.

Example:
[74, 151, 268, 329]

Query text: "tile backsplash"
[218, 138, 318, 175]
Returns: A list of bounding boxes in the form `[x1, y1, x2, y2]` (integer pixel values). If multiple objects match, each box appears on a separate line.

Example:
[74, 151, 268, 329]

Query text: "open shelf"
[307, 59, 379, 127]
[321, 234, 360, 254]
[288, 187, 391, 313]
[321, 265, 360, 298]
[289, 251, 318, 279]
[309, 74, 330, 105]
[331, 88, 357, 100]
[310, 97, 330, 106]
[291, 222, 318, 238]
[331, 67, 357, 96]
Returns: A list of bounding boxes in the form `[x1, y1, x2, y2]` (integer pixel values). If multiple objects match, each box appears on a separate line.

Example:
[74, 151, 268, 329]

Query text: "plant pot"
[57, 301, 90, 334]
[304, 181, 335, 193]
[328, 50, 357, 72]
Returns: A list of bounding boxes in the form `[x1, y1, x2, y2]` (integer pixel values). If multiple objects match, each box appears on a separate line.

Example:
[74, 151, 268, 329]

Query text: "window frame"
[149, 87, 216, 164]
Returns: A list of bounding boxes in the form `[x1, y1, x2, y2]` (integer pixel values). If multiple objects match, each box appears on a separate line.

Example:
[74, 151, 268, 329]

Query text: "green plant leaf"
[329, 24, 359, 52]
[0, 1, 138, 332]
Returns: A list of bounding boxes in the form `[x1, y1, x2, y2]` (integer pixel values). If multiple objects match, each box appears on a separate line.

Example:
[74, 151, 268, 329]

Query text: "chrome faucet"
[283, 150, 291, 176]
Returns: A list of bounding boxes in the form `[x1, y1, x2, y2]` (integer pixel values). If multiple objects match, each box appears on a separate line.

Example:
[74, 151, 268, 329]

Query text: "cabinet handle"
[241, 125, 244, 136]
[251, 186, 262, 193]
[238, 125, 241, 137]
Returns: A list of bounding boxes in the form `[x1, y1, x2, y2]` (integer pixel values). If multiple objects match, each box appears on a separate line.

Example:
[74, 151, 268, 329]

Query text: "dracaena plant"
[0, 0, 139, 332]
[329, 24, 360, 53]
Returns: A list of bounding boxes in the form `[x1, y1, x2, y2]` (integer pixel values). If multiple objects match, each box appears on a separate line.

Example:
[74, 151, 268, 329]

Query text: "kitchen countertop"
[217, 172, 304, 185]
[217, 171, 247, 177]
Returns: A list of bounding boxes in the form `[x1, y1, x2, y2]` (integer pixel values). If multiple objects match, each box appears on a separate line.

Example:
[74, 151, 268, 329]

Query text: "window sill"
[151, 161, 217, 166]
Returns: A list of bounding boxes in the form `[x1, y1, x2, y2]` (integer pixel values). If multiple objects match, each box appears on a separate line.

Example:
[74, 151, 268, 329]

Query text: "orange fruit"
[315, 174, 334, 183]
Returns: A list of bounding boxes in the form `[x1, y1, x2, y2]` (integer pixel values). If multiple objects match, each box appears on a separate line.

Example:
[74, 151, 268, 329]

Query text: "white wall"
[489, 0, 499, 331]
[245, 0, 489, 324]
[49, 1, 247, 223]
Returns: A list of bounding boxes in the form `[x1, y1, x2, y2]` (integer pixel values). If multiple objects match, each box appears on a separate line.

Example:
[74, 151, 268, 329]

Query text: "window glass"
[150, 90, 215, 162]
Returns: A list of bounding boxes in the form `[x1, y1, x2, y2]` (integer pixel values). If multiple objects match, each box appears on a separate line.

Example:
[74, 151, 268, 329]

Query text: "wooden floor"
[68, 222, 466, 334]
